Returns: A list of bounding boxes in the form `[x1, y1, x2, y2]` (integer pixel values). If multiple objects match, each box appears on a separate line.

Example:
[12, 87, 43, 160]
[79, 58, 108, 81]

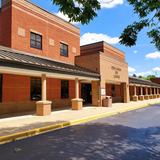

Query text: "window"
[0, 75, 2, 102]
[30, 32, 42, 50]
[61, 80, 69, 99]
[60, 43, 68, 57]
[30, 77, 41, 101]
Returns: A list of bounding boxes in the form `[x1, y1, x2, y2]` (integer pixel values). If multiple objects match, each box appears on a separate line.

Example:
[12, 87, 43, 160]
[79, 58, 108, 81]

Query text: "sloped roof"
[0, 47, 100, 79]
[129, 77, 160, 87]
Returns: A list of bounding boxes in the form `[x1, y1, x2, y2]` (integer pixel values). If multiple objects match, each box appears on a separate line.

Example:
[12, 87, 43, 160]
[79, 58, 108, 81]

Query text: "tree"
[132, 74, 137, 77]
[144, 75, 156, 80]
[52, 0, 160, 50]
[119, 0, 160, 50]
[52, 0, 100, 24]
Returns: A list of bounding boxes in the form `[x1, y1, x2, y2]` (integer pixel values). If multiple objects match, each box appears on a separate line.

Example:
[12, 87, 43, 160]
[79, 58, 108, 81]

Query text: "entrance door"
[81, 83, 92, 104]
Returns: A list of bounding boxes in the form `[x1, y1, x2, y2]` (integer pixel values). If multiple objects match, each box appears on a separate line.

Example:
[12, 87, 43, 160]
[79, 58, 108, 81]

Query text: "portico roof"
[0, 46, 100, 80]
[129, 77, 160, 87]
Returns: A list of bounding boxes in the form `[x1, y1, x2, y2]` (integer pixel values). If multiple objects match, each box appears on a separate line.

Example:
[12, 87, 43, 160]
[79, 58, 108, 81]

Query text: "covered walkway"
[129, 77, 160, 101]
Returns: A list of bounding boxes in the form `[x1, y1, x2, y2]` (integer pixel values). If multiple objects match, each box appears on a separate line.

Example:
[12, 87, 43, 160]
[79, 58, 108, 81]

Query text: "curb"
[0, 102, 159, 145]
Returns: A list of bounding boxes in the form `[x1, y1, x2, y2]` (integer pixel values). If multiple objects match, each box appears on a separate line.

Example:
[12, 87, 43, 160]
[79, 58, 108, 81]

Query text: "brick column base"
[138, 95, 144, 101]
[149, 95, 153, 99]
[144, 95, 149, 100]
[157, 95, 160, 98]
[36, 101, 52, 116]
[132, 95, 138, 101]
[71, 98, 83, 110]
[153, 95, 157, 99]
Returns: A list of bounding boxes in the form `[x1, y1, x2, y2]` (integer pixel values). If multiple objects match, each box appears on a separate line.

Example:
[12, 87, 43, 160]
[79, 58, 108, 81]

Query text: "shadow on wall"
[0, 122, 160, 160]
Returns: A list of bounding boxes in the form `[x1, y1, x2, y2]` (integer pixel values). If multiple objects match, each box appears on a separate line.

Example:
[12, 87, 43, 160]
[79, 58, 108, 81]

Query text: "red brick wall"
[0, 4, 12, 47]
[10, 1, 80, 64]
[80, 42, 103, 56]
[47, 78, 75, 100]
[2, 74, 30, 102]
[47, 78, 61, 100]
[0, 1, 80, 64]
[69, 80, 75, 99]
[80, 42, 125, 62]
[75, 53, 100, 73]
[2, 74, 76, 103]
[151, 78, 160, 84]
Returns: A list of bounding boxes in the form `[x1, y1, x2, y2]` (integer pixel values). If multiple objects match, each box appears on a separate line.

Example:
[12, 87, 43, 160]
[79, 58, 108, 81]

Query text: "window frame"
[61, 80, 69, 99]
[60, 42, 68, 57]
[30, 32, 42, 50]
[30, 77, 42, 101]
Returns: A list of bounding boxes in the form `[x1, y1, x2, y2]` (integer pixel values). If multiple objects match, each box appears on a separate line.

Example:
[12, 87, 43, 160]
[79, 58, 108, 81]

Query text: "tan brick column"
[139, 86, 144, 101]
[42, 74, 47, 101]
[154, 88, 156, 94]
[141, 87, 143, 95]
[153, 87, 157, 99]
[71, 78, 83, 110]
[75, 78, 79, 99]
[134, 85, 137, 96]
[144, 86, 149, 100]
[146, 87, 148, 95]
[36, 74, 52, 116]
[122, 82, 130, 103]
[132, 85, 138, 101]
[149, 87, 153, 99]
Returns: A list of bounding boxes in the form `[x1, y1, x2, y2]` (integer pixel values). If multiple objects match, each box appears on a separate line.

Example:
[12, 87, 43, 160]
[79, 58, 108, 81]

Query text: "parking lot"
[0, 105, 160, 160]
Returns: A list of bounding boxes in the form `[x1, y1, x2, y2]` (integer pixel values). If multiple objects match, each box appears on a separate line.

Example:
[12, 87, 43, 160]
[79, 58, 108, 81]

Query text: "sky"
[30, 0, 160, 77]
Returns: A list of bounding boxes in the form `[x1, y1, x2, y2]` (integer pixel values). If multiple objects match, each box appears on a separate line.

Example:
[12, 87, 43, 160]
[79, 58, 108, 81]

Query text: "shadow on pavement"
[0, 122, 160, 160]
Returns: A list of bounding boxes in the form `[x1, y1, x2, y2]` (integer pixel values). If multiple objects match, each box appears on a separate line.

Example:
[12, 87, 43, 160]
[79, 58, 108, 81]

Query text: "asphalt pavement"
[0, 105, 160, 160]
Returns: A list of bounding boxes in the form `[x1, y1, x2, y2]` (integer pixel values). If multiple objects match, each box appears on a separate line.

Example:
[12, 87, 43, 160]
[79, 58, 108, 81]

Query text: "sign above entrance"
[111, 66, 121, 79]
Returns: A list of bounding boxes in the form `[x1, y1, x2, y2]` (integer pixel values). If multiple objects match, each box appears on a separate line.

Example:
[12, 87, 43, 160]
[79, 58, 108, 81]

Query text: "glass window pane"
[31, 33, 36, 41]
[36, 42, 42, 49]
[30, 32, 42, 50]
[36, 35, 42, 42]
[31, 77, 41, 101]
[60, 43, 68, 57]
[30, 40, 36, 47]
[61, 80, 69, 99]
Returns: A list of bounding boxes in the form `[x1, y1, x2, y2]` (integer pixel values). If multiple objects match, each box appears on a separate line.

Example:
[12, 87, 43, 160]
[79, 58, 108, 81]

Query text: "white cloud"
[80, 32, 119, 45]
[56, 11, 79, 25]
[133, 67, 160, 77]
[98, 0, 124, 8]
[153, 67, 160, 72]
[145, 51, 160, 59]
[55, 1, 124, 23]
[135, 71, 152, 77]
[128, 67, 136, 73]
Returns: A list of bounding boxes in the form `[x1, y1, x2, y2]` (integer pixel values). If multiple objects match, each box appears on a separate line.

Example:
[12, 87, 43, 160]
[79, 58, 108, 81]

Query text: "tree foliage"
[52, 0, 160, 50]
[120, 0, 160, 50]
[144, 75, 156, 80]
[52, 0, 100, 24]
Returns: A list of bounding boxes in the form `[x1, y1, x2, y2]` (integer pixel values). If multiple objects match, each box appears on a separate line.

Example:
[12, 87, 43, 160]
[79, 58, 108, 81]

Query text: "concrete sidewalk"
[0, 98, 160, 144]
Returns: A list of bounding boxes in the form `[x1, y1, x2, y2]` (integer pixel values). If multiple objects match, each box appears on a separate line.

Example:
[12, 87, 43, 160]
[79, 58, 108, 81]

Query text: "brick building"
[0, 0, 160, 116]
[151, 78, 160, 84]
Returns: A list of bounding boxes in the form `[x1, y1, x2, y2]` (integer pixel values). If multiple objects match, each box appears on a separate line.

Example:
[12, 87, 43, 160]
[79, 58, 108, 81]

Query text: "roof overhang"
[0, 46, 100, 81]
[0, 65, 99, 81]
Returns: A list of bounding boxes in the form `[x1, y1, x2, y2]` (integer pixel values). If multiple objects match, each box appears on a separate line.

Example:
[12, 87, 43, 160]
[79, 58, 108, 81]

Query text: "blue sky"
[30, 0, 160, 77]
